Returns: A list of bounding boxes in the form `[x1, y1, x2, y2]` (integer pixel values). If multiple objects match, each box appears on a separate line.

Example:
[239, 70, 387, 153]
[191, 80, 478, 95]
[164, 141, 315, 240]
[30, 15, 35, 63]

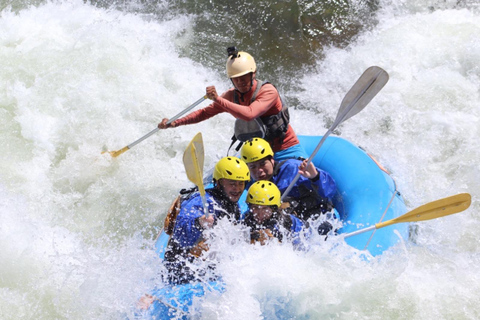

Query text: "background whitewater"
[0, 0, 479, 319]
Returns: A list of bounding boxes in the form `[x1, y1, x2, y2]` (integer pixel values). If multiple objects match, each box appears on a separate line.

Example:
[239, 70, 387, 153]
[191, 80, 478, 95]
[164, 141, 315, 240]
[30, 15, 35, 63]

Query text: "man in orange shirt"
[158, 47, 307, 161]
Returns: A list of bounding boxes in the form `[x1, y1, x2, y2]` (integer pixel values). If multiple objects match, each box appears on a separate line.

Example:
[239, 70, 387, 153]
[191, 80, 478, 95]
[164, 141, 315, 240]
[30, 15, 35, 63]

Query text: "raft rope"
[153, 296, 186, 316]
[362, 189, 398, 251]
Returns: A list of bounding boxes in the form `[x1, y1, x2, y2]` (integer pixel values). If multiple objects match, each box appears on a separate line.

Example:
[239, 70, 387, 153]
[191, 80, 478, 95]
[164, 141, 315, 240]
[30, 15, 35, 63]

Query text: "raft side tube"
[298, 135, 408, 256]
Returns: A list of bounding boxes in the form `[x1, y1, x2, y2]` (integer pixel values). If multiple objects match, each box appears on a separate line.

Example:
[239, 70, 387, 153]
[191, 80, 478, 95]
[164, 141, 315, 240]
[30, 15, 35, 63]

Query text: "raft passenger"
[244, 180, 305, 246]
[163, 156, 250, 284]
[241, 137, 336, 235]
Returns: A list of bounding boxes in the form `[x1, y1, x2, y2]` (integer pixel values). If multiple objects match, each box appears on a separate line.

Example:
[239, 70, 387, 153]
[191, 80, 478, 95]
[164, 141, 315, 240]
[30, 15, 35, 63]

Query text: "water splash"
[0, 0, 479, 319]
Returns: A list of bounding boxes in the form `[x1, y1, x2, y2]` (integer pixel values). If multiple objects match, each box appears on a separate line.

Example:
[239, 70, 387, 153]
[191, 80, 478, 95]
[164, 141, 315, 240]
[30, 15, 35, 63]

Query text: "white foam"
[0, 0, 479, 318]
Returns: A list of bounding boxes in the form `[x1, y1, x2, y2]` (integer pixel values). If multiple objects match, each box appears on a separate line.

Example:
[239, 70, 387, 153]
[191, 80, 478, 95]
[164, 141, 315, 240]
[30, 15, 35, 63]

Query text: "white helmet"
[226, 50, 257, 78]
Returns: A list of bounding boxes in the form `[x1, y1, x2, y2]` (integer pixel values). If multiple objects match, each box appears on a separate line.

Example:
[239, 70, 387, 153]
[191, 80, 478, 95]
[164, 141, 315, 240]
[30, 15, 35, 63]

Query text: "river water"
[0, 0, 479, 319]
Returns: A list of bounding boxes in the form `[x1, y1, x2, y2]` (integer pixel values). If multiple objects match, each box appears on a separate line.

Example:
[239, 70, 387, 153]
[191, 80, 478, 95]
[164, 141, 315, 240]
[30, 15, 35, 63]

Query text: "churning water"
[0, 0, 479, 318]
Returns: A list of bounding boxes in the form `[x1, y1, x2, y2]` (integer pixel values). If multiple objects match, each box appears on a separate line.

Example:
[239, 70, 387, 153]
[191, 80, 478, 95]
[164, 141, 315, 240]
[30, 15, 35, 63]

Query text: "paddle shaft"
[343, 225, 375, 239]
[127, 95, 207, 150]
[126, 128, 159, 150]
[281, 67, 387, 201]
[107, 95, 207, 157]
[280, 128, 332, 201]
[343, 193, 471, 239]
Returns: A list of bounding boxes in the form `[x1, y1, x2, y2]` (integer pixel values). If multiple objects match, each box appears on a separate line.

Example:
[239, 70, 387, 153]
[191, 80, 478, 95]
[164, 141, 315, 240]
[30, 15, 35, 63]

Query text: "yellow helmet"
[246, 181, 281, 207]
[213, 157, 250, 181]
[241, 138, 274, 163]
[226, 51, 257, 78]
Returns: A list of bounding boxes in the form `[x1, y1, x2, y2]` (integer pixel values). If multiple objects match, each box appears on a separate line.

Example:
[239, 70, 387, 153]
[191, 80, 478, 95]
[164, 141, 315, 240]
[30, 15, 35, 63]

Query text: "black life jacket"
[243, 209, 292, 243]
[229, 80, 290, 153]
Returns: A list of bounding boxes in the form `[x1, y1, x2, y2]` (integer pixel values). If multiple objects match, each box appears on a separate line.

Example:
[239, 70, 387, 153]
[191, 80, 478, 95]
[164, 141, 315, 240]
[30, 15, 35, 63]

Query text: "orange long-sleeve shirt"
[175, 80, 299, 152]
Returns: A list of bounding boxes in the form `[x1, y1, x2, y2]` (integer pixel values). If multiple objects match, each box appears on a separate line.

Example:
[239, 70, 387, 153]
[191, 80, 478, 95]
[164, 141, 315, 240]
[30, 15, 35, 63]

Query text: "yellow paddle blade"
[183, 132, 206, 196]
[102, 146, 130, 158]
[376, 193, 471, 229]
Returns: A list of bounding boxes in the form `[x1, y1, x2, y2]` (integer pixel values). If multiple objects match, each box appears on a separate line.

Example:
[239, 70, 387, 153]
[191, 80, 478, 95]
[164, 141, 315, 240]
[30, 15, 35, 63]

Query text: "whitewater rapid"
[0, 0, 479, 319]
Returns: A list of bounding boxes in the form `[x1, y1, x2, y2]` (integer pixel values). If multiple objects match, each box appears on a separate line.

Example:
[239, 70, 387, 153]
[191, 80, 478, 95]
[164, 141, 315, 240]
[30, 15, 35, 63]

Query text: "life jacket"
[163, 187, 198, 236]
[249, 229, 275, 245]
[243, 209, 295, 244]
[229, 80, 290, 152]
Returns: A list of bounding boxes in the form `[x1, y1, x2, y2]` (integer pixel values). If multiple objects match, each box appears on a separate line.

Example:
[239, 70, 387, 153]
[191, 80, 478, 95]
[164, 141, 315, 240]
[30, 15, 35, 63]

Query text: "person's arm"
[288, 214, 304, 233]
[299, 159, 336, 200]
[278, 212, 303, 233]
[158, 103, 224, 129]
[309, 168, 336, 200]
[275, 160, 336, 200]
[288, 213, 311, 250]
[172, 195, 213, 248]
[174, 103, 224, 126]
[214, 84, 279, 120]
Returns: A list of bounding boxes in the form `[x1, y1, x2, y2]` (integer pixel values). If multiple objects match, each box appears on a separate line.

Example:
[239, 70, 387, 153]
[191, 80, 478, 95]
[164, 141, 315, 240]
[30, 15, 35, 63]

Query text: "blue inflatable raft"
[145, 135, 408, 318]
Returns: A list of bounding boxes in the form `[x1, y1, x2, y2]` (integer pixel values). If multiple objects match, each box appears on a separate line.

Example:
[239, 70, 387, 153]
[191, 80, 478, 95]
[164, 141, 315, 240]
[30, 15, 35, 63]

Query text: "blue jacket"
[172, 189, 241, 249]
[172, 187, 305, 250]
[273, 158, 336, 201]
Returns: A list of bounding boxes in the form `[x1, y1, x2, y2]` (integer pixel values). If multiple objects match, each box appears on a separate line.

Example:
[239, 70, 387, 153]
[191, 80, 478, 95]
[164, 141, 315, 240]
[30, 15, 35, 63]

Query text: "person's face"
[218, 179, 246, 202]
[247, 158, 274, 181]
[231, 73, 254, 93]
[249, 205, 274, 224]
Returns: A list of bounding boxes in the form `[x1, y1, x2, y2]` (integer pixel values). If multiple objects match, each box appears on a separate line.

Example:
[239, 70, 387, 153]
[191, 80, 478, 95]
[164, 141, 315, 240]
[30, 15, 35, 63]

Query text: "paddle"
[281, 66, 389, 200]
[103, 95, 207, 157]
[343, 193, 472, 239]
[183, 132, 209, 217]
